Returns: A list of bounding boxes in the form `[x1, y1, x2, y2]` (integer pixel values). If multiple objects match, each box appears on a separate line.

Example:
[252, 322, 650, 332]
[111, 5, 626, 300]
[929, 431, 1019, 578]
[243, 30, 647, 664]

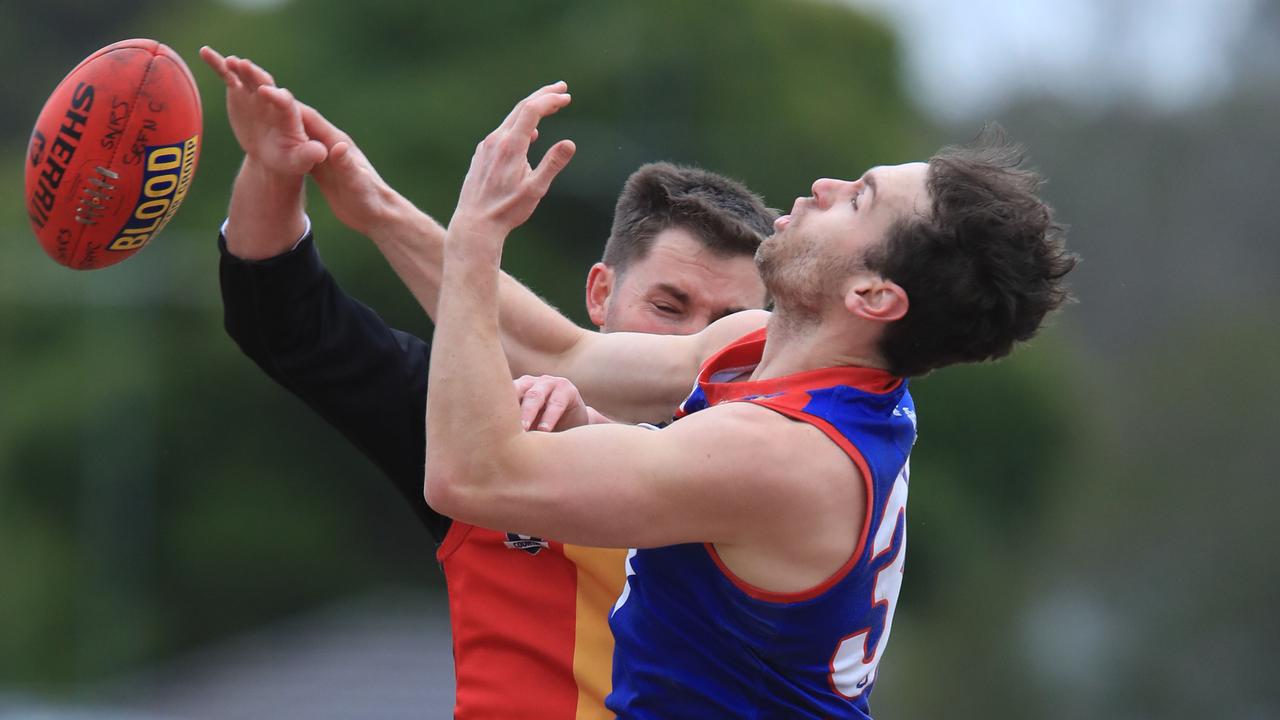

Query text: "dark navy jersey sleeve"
[218, 231, 451, 543]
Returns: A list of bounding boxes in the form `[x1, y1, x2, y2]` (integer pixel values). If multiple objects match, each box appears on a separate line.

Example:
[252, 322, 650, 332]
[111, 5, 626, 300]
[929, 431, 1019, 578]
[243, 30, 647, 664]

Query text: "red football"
[24, 39, 202, 270]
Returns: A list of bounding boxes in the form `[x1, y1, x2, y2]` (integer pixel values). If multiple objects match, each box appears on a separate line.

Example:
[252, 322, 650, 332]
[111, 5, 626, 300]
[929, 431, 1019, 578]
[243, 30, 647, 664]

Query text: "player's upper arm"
[429, 397, 836, 550]
[534, 309, 771, 424]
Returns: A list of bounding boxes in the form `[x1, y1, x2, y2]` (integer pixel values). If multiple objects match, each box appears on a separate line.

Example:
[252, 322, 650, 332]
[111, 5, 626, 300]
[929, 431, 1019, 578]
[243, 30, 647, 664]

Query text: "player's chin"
[755, 230, 788, 266]
[754, 237, 780, 277]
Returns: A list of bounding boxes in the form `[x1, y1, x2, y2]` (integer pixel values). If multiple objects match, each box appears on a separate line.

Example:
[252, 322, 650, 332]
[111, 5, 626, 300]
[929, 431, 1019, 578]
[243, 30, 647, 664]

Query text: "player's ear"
[845, 274, 908, 324]
[585, 262, 614, 329]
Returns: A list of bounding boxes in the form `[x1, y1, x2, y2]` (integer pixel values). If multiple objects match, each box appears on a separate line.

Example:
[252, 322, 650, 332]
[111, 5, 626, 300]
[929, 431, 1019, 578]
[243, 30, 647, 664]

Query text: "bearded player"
[413, 83, 1077, 718]
[201, 48, 774, 719]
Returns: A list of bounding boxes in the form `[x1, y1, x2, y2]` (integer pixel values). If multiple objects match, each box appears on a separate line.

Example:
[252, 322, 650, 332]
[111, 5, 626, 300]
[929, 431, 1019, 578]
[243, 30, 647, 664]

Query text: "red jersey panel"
[438, 521, 626, 719]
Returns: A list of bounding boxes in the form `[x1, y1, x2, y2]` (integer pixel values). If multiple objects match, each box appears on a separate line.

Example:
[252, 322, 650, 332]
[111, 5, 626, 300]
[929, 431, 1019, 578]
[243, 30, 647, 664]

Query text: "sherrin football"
[25, 39, 202, 270]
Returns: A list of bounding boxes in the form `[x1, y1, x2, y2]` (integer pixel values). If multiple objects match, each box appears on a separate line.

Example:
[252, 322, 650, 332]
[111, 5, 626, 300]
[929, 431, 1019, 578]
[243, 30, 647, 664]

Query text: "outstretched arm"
[425, 81, 579, 519]
[300, 102, 764, 423]
[422, 88, 850, 557]
[203, 47, 449, 539]
[424, 86, 728, 536]
[199, 46, 327, 259]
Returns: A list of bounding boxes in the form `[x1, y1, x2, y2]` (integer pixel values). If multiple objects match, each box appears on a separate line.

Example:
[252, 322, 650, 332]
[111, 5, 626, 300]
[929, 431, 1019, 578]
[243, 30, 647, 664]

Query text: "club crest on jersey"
[504, 533, 549, 555]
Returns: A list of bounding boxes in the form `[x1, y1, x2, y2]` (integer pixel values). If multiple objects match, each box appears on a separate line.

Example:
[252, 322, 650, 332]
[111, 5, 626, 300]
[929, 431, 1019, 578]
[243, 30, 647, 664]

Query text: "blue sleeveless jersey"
[606, 328, 916, 719]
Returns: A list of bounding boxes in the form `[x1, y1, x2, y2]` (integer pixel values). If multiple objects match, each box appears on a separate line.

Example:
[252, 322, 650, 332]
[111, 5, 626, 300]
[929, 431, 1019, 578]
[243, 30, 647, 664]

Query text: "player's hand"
[514, 374, 593, 432]
[199, 46, 327, 177]
[449, 83, 576, 246]
[300, 103, 399, 236]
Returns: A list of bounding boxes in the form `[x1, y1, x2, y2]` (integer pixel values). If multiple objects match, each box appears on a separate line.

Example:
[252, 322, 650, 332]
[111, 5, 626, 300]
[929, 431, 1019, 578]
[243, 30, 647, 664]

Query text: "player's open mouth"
[774, 214, 792, 231]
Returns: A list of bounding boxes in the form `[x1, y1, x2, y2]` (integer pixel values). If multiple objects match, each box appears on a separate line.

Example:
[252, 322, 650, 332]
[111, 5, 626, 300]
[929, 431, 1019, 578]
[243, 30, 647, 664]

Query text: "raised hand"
[300, 103, 399, 237]
[449, 82, 577, 245]
[199, 46, 327, 177]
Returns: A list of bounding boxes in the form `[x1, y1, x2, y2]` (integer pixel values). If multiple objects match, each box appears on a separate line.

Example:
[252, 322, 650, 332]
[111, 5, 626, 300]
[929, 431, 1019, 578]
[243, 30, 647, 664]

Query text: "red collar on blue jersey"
[695, 327, 902, 407]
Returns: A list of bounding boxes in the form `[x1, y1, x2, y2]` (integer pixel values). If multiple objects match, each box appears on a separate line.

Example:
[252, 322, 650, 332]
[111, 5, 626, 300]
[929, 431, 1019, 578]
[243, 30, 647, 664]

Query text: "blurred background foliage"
[0, 0, 1276, 718]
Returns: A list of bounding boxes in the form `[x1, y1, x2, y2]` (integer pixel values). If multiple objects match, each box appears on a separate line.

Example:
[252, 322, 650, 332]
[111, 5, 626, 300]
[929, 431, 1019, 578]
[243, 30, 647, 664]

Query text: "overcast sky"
[218, 0, 1273, 119]
[844, 0, 1266, 119]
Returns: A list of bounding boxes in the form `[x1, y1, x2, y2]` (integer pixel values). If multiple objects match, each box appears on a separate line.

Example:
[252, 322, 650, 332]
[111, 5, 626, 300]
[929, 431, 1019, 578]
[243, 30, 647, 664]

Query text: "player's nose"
[810, 178, 848, 206]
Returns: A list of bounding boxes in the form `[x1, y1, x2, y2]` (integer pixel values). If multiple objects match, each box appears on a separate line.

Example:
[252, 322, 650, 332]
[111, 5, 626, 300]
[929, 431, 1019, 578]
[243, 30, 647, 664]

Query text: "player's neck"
[753, 308, 888, 380]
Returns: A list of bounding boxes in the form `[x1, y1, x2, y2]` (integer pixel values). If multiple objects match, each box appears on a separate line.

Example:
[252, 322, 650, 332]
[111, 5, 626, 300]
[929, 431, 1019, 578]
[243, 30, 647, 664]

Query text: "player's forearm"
[497, 275, 591, 377]
[364, 194, 448, 317]
[368, 195, 590, 376]
[425, 224, 527, 515]
[224, 157, 308, 260]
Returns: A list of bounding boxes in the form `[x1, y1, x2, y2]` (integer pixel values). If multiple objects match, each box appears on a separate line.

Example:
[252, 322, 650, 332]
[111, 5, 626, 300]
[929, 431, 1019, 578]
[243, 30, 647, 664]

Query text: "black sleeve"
[218, 231, 451, 543]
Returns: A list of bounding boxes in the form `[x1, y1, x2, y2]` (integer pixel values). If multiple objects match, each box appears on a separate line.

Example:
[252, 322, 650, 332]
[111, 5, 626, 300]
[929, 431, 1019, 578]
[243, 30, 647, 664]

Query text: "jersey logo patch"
[504, 533, 549, 555]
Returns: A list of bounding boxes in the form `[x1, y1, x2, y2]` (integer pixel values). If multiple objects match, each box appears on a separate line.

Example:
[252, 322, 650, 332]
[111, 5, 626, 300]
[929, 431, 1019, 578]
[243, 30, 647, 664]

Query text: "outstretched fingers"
[498, 81, 567, 132]
[298, 102, 353, 148]
[451, 81, 578, 236]
[257, 86, 327, 169]
[530, 139, 577, 198]
[225, 55, 276, 94]
[299, 104, 361, 177]
[257, 84, 297, 113]
[507, 91, 571, 148]
[199, 46, 240, 90]
[198, 47, 282, 102]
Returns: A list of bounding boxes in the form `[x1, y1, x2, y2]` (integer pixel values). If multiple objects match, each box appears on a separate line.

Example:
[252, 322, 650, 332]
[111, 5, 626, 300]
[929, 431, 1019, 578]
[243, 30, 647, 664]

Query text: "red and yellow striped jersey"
[438, 521, 627, 719]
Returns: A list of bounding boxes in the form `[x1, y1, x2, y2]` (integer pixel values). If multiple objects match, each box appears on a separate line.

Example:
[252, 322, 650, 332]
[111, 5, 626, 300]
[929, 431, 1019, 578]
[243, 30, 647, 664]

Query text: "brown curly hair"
[866, 127, 1078, 377]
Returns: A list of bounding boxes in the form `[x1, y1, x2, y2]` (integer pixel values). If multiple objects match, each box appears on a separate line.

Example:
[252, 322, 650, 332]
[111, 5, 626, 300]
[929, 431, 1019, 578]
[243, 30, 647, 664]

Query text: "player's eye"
[652, 302, 681, 315]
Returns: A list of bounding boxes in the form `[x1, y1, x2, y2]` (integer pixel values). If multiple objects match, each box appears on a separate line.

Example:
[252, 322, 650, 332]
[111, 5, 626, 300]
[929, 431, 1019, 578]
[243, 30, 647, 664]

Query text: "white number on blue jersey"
[829, 461, 909, 698]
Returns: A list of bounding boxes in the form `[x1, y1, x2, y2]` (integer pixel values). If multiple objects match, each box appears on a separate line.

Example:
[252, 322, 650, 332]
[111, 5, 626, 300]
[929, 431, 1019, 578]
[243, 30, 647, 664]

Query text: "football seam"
[72, 43, 162, 269]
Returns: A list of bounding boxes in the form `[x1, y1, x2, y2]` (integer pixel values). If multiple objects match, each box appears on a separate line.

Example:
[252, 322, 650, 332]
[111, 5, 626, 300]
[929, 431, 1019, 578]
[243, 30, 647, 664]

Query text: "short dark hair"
[602, 162, 777, 273]
[866, 127, 1078, 377]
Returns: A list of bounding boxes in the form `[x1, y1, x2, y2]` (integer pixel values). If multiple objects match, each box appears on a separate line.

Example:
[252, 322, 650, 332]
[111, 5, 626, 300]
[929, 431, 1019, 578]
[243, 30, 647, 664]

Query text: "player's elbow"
[424, 448, 507, 521]
[423, 472, 450, 516]
[424, 455, 466, 518]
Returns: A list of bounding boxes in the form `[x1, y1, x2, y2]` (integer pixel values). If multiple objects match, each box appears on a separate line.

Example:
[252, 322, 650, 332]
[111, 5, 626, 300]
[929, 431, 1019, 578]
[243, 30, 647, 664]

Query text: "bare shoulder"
[671, 400, 868, 590]
[667, 399, 860, 501]
[693, 309, 771, 365]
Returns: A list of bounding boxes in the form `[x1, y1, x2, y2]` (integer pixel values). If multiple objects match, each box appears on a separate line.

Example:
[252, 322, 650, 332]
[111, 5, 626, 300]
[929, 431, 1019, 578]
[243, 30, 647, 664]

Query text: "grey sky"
[214, 0, 1266, 119]
[843, 0, 1263, 119]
